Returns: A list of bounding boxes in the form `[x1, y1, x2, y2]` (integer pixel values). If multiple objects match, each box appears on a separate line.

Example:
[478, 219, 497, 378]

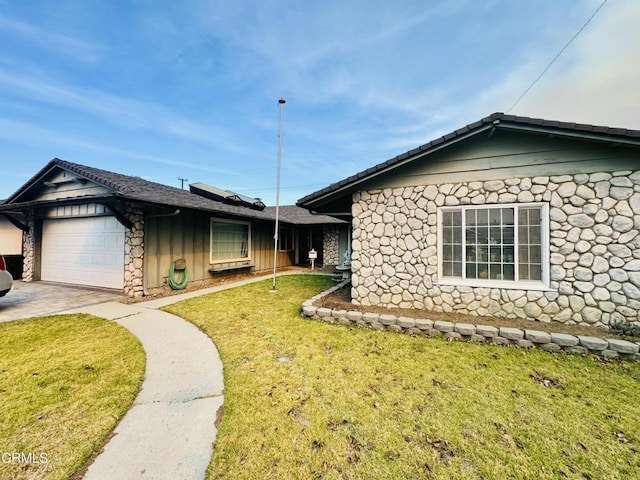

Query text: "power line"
[506, 0, 608, 113]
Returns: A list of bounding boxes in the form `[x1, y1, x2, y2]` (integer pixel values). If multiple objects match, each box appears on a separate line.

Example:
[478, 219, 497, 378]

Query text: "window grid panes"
[518, 207, 542, 281]
[212, 222, 249, 260]
[441, 205, 543, 283]
[464, 207, 515, 281]
[442, 211, 462, 276]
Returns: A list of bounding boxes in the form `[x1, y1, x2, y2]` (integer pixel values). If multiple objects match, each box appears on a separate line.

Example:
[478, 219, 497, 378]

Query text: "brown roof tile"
[2, 159, 345, 224]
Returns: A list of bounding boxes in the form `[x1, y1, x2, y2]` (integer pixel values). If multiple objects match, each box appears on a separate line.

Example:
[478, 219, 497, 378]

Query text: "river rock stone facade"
[351, 170, 640, 326]
[322, 226, 341, 266]
[123, 204, 145, 298]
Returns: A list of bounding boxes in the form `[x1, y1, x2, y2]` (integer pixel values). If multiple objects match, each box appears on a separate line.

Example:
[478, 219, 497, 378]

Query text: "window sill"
[209, 260, 253, 273]
[437, 278, 555, 292]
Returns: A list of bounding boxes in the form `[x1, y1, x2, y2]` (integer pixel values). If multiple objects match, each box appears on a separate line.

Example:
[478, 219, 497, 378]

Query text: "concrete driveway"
[0, 281, 122, 322]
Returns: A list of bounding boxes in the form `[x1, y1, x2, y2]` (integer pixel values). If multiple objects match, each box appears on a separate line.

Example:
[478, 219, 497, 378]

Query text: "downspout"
[142, 209, 181, 295]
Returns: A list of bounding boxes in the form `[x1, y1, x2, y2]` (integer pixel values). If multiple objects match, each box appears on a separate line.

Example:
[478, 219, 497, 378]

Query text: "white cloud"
[0, 69, 252, 151]
[0, 117, 236, 175]
[2, 0, 638, 204]
[481, 0, 640, 128]
[0, 15, 103, 62]
[192, 0, 468, 108]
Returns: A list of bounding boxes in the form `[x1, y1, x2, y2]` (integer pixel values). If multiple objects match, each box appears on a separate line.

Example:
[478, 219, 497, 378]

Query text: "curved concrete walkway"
[76, 301, 224, 480]
[74, 271, 320, 480]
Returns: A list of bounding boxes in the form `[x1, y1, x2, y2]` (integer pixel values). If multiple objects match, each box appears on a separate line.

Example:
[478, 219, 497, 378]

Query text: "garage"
[41, 216, 125, 289]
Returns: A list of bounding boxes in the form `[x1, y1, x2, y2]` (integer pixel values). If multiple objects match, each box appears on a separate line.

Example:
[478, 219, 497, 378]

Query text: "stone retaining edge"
[302, 280, 640, 361]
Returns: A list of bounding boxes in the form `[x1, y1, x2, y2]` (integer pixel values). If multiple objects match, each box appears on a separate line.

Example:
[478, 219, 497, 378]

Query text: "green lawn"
[0, 314, 145, 480]
[165, 274, 640, 480]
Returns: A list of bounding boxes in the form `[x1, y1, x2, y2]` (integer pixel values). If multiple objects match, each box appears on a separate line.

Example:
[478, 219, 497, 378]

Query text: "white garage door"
[42, 216, 125, 289]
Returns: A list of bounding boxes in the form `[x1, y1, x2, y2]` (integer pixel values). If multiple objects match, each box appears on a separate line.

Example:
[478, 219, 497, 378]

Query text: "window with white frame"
[439, 204, 548, 287]
[210, 219, 250, 263]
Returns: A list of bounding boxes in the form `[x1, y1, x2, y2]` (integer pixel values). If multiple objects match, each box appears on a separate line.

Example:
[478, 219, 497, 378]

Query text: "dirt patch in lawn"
[315, 282, 637, 341]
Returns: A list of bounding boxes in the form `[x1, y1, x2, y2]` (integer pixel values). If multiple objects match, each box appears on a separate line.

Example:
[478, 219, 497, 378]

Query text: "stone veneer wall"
[351, 170, 640, 327]
[21, 212, 35, 282]
[323, 226, 341, 266]
[123, 204, 145, 298]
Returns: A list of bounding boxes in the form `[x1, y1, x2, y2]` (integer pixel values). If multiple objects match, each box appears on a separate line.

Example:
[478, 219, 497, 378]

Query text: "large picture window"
[439, 204, 548, 287]
[210, 219, 250, 263]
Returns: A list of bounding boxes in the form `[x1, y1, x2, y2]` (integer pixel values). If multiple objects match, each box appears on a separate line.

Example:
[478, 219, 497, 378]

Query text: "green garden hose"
[168, 261, 188, 290]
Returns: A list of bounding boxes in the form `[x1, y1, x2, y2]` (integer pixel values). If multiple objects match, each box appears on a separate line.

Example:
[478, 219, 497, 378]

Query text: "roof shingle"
[1, 159, 345, 224]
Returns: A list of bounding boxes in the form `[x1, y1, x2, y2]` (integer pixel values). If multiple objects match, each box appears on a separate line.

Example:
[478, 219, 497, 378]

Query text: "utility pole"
[178, 177, 188, 189]
[270, 98, 286, 293]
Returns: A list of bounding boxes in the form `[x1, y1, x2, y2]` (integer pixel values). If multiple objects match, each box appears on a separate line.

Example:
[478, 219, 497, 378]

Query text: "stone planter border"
[302, 280, 640, 361]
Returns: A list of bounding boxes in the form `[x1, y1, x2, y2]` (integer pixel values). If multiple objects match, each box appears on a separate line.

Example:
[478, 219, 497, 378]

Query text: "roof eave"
[0, 193, 120, 212]
[6, 160, 60, 204]
[298, 124, 493, 209]
[6, 158, 120, 205]
[115, 193, 279, 222]
[496, 122, 640, 146]
[298, 114, 640, 211]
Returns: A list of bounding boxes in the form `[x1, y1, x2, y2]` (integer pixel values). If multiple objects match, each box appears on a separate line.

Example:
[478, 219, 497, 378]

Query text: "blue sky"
[1, 0, 638, 204]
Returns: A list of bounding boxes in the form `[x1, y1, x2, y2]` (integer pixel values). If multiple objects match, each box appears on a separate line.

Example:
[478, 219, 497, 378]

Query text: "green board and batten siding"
[144, 210, 294, 289]
[363, 130, 640, 190]
[144, 210, 206, 290]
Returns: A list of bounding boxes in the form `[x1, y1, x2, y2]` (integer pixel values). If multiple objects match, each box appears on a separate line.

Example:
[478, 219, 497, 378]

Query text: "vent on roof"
[189, 183, 266, 210]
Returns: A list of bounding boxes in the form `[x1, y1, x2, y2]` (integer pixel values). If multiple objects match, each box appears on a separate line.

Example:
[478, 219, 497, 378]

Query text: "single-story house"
[298, 113, 640, 326]
[0, 159, 347, 297]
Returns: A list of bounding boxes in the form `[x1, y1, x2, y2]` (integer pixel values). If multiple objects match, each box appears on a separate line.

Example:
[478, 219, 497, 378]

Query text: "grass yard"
[0, 314, 145, 480]
[164, 275, 640, 480]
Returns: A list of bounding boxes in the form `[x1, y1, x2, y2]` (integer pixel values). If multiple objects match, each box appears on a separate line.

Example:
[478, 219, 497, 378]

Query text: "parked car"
[0, 255, 13, 297]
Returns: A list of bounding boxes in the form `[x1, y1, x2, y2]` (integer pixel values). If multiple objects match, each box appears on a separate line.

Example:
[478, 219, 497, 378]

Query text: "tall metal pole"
[270, 98, 286, 292]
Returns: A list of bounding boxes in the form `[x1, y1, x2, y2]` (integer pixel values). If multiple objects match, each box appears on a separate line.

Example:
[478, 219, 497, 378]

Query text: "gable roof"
[297, 112, 640, 213]
[0, 158, 344, 225]
[1, 158, 272, 220]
